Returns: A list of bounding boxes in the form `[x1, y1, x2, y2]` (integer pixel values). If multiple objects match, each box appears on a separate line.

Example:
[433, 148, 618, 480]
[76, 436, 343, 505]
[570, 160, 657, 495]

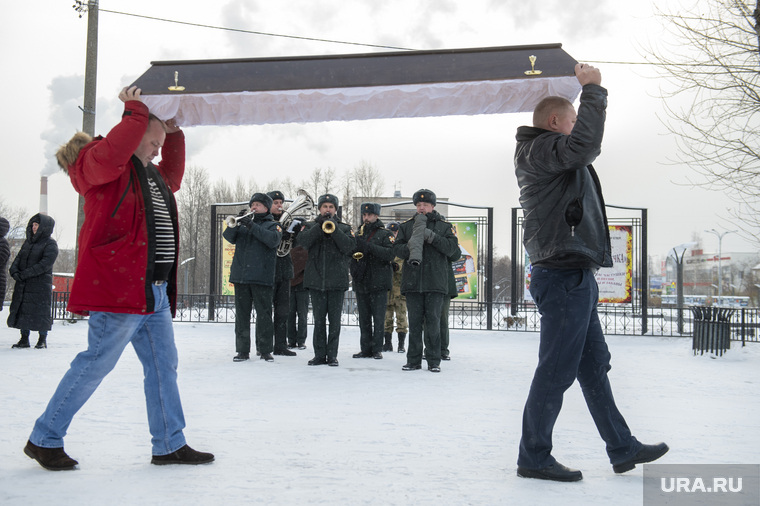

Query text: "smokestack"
[39, 176, 48, 215]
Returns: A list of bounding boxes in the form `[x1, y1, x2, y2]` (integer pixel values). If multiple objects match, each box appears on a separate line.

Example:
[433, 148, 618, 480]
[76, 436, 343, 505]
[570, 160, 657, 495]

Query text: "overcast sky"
[1, 0, 754, 262]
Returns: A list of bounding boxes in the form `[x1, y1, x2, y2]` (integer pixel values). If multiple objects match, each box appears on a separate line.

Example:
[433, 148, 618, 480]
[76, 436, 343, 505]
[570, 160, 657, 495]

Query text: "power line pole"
[73, 1, 98, 257]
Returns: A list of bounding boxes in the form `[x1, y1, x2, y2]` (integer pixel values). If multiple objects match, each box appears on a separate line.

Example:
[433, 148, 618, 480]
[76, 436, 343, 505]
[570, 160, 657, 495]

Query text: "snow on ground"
[1, 316, 759, 505]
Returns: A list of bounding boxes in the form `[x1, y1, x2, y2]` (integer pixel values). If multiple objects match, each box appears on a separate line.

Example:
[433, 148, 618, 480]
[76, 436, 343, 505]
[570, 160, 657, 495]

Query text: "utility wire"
[99, 8, 415, 52]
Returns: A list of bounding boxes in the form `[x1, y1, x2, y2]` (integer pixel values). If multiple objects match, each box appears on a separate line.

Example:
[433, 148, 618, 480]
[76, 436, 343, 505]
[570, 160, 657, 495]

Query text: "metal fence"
[51, 292, 759, 343]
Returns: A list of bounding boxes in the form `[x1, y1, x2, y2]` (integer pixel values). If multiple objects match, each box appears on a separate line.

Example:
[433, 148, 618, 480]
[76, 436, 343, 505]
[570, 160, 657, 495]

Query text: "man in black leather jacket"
[514, 63, 668, 482]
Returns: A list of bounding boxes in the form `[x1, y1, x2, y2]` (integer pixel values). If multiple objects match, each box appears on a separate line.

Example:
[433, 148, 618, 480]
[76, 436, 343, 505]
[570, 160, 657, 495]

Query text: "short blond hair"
[533, 96, 573, 129]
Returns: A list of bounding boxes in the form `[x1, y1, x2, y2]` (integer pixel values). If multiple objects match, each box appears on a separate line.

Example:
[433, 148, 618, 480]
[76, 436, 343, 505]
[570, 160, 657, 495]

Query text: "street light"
[669, 241, 698, 334]
[704, 229, 737, 305]
[180, 257, 195, 295]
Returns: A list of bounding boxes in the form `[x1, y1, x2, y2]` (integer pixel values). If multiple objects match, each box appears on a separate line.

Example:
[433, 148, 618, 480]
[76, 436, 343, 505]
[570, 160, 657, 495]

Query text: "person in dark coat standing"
[393, 189, 459, 373]
[351, 203, 395, 359]
[267, 190, 297, 357]
[223, 192, 282, 363]
[296, 193, 355, 367]
[0, 217, 10, 312]
[8, 214, 58, 349]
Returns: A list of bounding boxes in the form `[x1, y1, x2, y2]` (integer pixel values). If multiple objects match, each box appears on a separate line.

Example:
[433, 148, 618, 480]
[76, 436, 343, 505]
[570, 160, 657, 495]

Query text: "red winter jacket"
[66, 100, 185, 316]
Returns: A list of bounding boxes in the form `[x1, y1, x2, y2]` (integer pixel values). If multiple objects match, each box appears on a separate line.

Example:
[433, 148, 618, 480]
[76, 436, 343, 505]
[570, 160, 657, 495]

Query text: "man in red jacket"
[24, 86, 213, 471]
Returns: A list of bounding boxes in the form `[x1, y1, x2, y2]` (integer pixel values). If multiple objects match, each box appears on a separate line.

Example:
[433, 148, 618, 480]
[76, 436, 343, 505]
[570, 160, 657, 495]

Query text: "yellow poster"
[222, 240, 236, 296]
[452, 222, 478, 300]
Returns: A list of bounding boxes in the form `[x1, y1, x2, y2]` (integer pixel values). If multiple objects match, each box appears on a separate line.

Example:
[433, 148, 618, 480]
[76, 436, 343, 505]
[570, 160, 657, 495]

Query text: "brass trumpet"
[322, 219, 336, 234]
[352, 224, 366, 259]
[226, 211, 253, 228]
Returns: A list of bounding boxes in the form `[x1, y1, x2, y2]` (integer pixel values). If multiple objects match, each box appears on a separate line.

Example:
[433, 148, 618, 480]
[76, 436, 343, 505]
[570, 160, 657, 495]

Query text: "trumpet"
[352, 224, 366, 260]
[226, 211, 253, 228]
[322, 219, 336, 234]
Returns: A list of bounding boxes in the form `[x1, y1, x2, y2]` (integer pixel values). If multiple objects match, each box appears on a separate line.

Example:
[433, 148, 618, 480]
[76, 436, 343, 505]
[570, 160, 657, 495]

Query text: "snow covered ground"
[1, 316, 758, 505]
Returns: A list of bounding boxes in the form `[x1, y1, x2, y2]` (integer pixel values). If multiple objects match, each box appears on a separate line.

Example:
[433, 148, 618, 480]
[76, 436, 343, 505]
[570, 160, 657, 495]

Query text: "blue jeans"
[517, 267, 641, 469]
[29, 283, 186, 456]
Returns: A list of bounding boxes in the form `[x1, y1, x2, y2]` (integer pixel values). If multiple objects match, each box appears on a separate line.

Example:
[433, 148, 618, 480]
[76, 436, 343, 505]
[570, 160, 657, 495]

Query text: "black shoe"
[428, 365, 441, 372]
[373, 352, 383, 359]
[402, 363, 421, 371]
[308, 357, 327, 366]
[353, 351, 372, 358]
[613, 442, 669, 473]
[297, 344, 307, 350]
[12, 336, 30, 349]
[233, 353, 250, 362]
[260, 353, 274, 362]
[287, 343, 297, 349]
[151, 444, 214, 465]
[35, 339, 48, 349]
[397, 346, 406, 353]
[274, 349, 297, 356]
[327, 358, 339, 367]
[24, 440, 78, 471]
[517, 462, 583, 482]
[441, 354, 450, 361]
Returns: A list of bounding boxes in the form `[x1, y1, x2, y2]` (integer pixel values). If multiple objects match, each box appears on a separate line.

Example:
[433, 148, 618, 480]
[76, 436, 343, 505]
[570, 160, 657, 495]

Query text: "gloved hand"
[237, 209, 249, 217]
[238, 214, 253, 227]
[287, 218, 302, 234]
[315, 214, 326, 225]
[11, 272, 21, 282]
[423, 228, 436, 244]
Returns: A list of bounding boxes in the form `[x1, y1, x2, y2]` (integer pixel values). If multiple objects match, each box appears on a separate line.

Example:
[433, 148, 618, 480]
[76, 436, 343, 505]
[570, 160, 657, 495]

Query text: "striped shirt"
[146, 173, 175, 280]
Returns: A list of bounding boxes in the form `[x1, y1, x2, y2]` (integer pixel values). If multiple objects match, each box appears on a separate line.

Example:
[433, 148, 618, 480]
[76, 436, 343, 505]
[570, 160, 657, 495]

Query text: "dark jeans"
[517, 267, 641, 470]
[234, 283, 274, 355]
[272, 277, 290, 352]
[288, 283, 309, 346]
[310, 289, 344, 361]
[356, 290, 388, 354]
[406, 291, 444, 367]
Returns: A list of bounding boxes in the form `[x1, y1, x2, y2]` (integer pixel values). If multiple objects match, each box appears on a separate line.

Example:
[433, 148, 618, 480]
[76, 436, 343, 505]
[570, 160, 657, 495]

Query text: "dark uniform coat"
[297, 218, 355, 291]
[223, 213, 282, 286]
[7, 214, 59, 331]
[393, 211, 460, 294]
[352, 219, 395, 293]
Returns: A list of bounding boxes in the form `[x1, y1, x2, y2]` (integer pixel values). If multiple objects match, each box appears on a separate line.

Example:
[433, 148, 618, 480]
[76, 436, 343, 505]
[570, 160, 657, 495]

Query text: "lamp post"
[669, 242, 698, 334]
[180, 257, 195, 296]
[704, 229, 737, 305]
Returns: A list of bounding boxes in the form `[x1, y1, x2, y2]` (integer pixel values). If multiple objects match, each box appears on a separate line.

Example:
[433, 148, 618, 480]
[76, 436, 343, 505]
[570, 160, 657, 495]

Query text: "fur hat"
[249, 192, 273, 211]
[267, 190, 285, 202]
[412, 189, 436, 206]
[317, 194, 339, 208]
[387, 221, 400, 232]
[360, 202, 381, 216]
[55, 132, 94, 174]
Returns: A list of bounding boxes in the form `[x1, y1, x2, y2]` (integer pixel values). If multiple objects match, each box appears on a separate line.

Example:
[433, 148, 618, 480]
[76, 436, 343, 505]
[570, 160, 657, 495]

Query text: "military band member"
[384, 222, 407, 352]
[224, 192, 282, 363]
[296, 194, 355, 367]
[350, 203, 395, 359]
[393, 189, 459, 373]
[267, 190, 297, 357]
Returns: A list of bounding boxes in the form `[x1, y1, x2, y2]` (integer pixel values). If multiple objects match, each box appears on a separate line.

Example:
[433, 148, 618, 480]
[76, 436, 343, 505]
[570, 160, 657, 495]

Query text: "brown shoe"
[151, 444, 214, 465]
[24, 440, 78, 471]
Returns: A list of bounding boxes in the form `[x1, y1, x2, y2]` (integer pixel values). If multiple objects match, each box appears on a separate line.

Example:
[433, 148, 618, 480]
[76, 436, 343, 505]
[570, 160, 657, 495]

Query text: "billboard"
[452, 222, 478, 300]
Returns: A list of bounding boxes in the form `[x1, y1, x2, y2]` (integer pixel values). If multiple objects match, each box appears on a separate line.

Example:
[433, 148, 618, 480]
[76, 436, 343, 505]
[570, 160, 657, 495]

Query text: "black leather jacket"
[514, 84, 613, 269]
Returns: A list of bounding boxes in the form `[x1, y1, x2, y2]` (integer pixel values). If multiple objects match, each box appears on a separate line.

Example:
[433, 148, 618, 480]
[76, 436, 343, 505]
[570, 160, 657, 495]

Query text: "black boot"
[397, 332, 406, 353]
[382, 332, 393, 352]
[35, 334, 48, 349]
[12, 333, 30, 349]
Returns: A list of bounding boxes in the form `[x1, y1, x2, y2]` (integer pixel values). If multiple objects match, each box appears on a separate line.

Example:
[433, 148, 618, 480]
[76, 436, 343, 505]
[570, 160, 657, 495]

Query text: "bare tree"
[351, 160, 385, 199]
[646, 0, 760, 243]
[176, 165, 212, 294]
